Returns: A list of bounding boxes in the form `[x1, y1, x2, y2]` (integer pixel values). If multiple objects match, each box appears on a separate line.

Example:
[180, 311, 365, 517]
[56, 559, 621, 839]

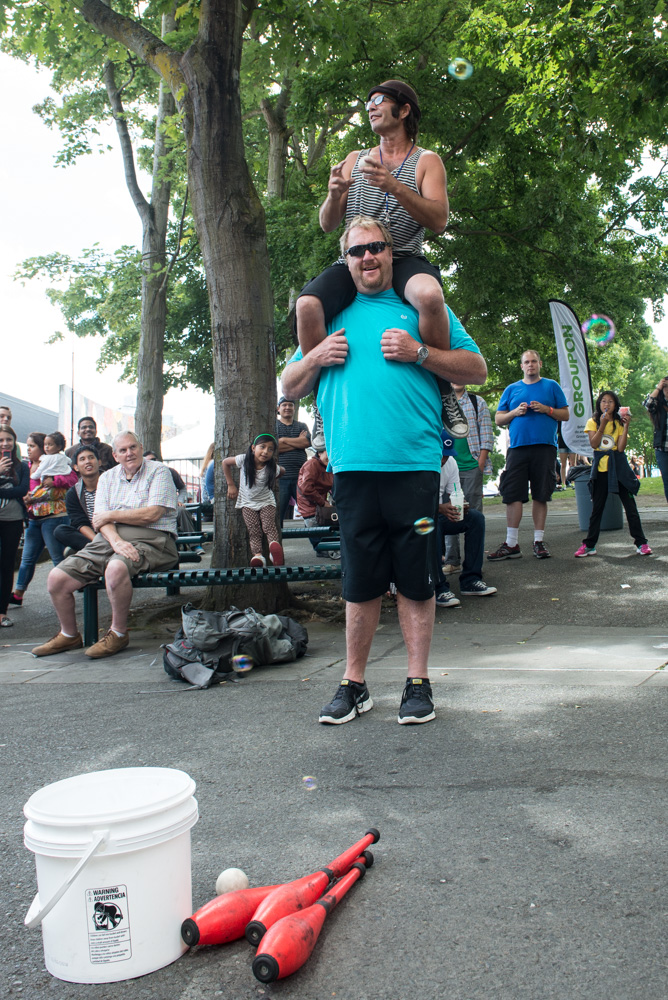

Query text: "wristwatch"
[415, 345, 429, 366]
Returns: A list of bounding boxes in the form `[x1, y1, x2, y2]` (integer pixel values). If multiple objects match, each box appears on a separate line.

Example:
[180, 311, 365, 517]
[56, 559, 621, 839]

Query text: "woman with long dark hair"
[10, 431, 77, 606]
[0, 426, 29, 627]
[574, 391, 651, 557]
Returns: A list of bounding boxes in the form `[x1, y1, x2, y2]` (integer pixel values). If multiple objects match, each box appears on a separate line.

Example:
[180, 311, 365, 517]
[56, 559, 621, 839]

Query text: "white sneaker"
[443, 563, 462, 575]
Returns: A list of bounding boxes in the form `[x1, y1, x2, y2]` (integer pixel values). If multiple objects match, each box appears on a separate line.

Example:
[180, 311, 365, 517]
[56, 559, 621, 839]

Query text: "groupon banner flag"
[549, 299, 594, 457]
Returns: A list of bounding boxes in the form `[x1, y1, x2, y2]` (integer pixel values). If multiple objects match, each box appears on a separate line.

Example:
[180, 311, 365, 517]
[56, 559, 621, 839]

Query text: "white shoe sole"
[319, 697, 373, 725]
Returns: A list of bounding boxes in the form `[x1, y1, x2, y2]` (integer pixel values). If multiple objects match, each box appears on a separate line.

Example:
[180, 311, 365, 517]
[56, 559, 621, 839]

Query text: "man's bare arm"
[379, 328, 486, 384]
[92, 505, 170, 531]
[319, 153, 357, 232]
[360, 150, 448, 234]
[281, 330, 350, 399]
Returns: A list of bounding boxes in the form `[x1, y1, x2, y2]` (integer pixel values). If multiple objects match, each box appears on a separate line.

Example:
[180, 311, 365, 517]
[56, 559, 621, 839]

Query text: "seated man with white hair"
[32, 431, 178, 660]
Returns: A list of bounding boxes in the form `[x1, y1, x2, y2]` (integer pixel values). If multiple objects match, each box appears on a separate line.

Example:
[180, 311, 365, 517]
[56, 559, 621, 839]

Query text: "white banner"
[549, 300, 593, 457]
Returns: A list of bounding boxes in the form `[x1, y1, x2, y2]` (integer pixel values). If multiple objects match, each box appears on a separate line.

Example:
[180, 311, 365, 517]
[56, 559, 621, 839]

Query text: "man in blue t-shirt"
[488, 350, 569, 561]
[281, 215, 486, 726]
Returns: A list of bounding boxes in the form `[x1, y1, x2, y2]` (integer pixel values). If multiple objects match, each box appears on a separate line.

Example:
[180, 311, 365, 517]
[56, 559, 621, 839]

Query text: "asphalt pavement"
[1, 502, 667, 1000]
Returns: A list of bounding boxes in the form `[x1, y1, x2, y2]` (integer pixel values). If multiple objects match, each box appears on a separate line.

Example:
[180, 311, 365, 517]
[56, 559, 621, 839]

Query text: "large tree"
[54, 0, 285, 609]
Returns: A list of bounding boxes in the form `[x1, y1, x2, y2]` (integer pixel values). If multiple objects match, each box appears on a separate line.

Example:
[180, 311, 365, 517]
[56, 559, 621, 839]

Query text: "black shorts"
[499, 445, 558, 504]
[298, 256, 442, 326]
[332, 470, 440, 602]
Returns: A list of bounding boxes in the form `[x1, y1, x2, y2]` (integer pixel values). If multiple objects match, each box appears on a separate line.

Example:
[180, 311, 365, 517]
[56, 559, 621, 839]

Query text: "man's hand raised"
[327, 162, 353, 202]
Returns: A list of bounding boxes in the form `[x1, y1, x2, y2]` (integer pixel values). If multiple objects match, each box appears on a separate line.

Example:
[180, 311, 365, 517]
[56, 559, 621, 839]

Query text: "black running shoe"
[319, 679, 373, 725]
[397, 677, 435, 725]
[533, 540, 551, 559]
[438, 378, 469, 438]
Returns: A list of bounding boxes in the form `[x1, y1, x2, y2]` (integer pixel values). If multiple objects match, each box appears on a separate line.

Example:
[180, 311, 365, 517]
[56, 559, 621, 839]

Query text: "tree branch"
[159, 187, 189, 295]
[73, 0, 185, 99]
[442, 95, 511, 162]
[103, 60, 149, 222]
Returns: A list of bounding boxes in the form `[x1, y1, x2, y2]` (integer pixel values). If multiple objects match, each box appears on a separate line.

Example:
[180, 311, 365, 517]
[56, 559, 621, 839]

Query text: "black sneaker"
[533, 540, 551, 559]
[438, 378, 469, 438]
[319, 679, 373, 725]
[397, 678, 435, 725]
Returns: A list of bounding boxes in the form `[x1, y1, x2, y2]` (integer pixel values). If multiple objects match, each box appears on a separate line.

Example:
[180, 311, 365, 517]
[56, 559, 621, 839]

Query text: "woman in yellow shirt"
[574, 391, 651, 557]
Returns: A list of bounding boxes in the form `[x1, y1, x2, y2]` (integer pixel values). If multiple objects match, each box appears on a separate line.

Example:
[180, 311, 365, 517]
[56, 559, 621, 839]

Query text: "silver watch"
[415, 345, 429, 366]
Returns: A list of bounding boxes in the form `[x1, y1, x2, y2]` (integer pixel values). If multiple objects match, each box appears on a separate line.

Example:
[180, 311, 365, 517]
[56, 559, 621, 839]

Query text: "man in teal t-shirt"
[281, 215, 486, 727]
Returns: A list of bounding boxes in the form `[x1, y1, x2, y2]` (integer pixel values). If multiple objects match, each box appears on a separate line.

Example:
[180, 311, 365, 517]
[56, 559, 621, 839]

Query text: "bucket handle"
[24, 829, 108, 929]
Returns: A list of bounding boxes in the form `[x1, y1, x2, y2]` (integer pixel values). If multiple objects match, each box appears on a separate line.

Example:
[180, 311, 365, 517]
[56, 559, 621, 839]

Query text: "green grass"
[637, 477, 668, 497]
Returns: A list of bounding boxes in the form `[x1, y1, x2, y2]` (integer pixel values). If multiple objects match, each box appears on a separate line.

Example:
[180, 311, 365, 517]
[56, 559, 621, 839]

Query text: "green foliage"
[15, 223, 213, 391]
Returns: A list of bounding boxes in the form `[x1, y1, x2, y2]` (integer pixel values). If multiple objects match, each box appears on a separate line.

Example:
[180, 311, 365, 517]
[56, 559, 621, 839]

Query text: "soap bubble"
[448, 58, 473, 81]
[414, 517, 435, 535]
[231, 654, 253, 674]
[302, 776, 317, 791]
[581, 314, 615, 347]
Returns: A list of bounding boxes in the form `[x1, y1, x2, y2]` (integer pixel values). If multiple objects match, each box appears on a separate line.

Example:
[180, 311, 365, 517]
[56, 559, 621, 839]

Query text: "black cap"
[277, 396, 294, 406]
[366, 80, 421, 121]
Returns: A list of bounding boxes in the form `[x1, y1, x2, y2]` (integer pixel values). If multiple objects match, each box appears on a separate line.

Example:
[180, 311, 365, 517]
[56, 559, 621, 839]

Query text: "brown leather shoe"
[85, 629, 130, 659]
[32, 632, 83, 657]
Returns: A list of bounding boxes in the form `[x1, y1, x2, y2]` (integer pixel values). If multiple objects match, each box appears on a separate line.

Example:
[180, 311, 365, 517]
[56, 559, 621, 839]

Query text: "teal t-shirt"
[288, 293, 481, 474]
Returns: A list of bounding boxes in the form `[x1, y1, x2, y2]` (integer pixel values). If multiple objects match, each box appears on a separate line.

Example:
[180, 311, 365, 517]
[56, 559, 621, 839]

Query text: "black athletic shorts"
[332, 470, 440, 603]
[298, 255, 442, 326]
[499, 445, 558, 504]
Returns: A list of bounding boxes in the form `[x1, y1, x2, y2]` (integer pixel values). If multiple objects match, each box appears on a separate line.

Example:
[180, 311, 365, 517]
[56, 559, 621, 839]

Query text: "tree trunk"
[180, 2, 290, 610]
[261, 79, 292, 200]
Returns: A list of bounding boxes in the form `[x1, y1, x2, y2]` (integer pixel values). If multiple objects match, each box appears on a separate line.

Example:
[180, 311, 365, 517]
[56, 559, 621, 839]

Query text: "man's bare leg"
[104, 560, 134, 634]
[47, 568, 83, 635]
[403, 273, 450, 350]
[403, 273, 469, 437]
[396, 593, 435, 679]
[506, 501, 524, 530]
[532, 500, 548, 531]
[343, 597, 383, 683]
[296, 294, 327, 356]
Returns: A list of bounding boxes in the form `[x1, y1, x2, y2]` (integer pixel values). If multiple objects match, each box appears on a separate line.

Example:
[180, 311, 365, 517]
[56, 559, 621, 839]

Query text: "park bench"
[81, 558, 342, 645]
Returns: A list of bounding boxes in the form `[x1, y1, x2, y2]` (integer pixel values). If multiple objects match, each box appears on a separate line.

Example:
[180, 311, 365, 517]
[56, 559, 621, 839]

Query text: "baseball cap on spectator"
[441, 430, 456, 457]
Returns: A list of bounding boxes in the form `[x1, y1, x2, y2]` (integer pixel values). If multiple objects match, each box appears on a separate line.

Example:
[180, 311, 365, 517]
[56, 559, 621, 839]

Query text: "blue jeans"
[279, 476, 299, 524]
[16, 516, 68, 591]
[437, 508, 485, 592]
[655, 449, 668, 502]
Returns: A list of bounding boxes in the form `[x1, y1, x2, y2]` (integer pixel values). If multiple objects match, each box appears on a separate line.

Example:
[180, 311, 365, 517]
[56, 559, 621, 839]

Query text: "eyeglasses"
[344, 241, 389, 257]
[365, 94, 393, 110]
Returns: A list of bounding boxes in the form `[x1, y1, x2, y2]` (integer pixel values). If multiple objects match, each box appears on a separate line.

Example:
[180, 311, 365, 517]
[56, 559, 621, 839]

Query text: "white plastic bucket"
[23, 766, 198, 984]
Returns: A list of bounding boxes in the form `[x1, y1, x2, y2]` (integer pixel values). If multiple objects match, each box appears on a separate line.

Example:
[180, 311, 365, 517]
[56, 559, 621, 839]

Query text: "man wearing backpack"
[442, 383, 494, 574]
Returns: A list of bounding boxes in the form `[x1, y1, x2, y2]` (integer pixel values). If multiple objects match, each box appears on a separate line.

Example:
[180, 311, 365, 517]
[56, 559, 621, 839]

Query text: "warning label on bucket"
[85, 885, 132, 964]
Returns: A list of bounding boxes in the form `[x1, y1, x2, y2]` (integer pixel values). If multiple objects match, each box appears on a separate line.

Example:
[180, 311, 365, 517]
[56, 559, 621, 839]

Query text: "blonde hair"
[340, 214, 392, 256]
[200, 442, 215, 477]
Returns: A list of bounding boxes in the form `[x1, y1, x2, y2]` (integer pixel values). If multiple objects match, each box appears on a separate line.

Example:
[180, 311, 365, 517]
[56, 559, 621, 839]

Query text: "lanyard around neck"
[378, 143, 415, 225]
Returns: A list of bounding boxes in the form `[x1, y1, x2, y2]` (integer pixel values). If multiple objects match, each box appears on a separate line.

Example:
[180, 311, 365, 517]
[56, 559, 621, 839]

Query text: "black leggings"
[0, 520, 24, 614]
[584, 473, 647, 548]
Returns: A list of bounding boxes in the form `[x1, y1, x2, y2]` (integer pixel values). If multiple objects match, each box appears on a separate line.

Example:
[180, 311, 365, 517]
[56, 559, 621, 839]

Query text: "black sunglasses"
[345, 240, 389, 258]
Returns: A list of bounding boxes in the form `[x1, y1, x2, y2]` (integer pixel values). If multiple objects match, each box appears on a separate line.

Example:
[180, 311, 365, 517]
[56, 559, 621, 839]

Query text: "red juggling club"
[252, 860, 369, 983]
[244, 827, 379, 946]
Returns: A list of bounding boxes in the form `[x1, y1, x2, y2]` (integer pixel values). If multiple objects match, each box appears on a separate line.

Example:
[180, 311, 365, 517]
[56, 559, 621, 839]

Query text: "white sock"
[61, 631, 77, 638]
[506, 528, 519, 547]
[111, 628, 126, 638]
[534, 529, 545, 542]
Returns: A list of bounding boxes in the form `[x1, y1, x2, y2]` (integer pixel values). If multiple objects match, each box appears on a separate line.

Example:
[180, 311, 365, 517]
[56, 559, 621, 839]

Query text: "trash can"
[570, 466, 624, 532]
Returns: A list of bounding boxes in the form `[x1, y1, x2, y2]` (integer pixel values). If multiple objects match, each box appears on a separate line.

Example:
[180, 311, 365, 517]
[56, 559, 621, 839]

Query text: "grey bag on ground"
[163, 603, 308, 688]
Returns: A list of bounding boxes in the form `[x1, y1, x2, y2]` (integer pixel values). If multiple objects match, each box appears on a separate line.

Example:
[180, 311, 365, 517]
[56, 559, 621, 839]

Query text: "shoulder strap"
[467, 391, 479, 417]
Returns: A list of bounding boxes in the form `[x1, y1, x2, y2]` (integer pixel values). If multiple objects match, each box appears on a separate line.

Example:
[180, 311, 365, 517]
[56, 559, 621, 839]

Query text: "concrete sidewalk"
[2, 507, 667, 999]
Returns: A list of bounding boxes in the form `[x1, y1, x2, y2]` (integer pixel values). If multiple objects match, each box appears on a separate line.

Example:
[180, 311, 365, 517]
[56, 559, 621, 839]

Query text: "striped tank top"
[337, 147, 426, 262]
